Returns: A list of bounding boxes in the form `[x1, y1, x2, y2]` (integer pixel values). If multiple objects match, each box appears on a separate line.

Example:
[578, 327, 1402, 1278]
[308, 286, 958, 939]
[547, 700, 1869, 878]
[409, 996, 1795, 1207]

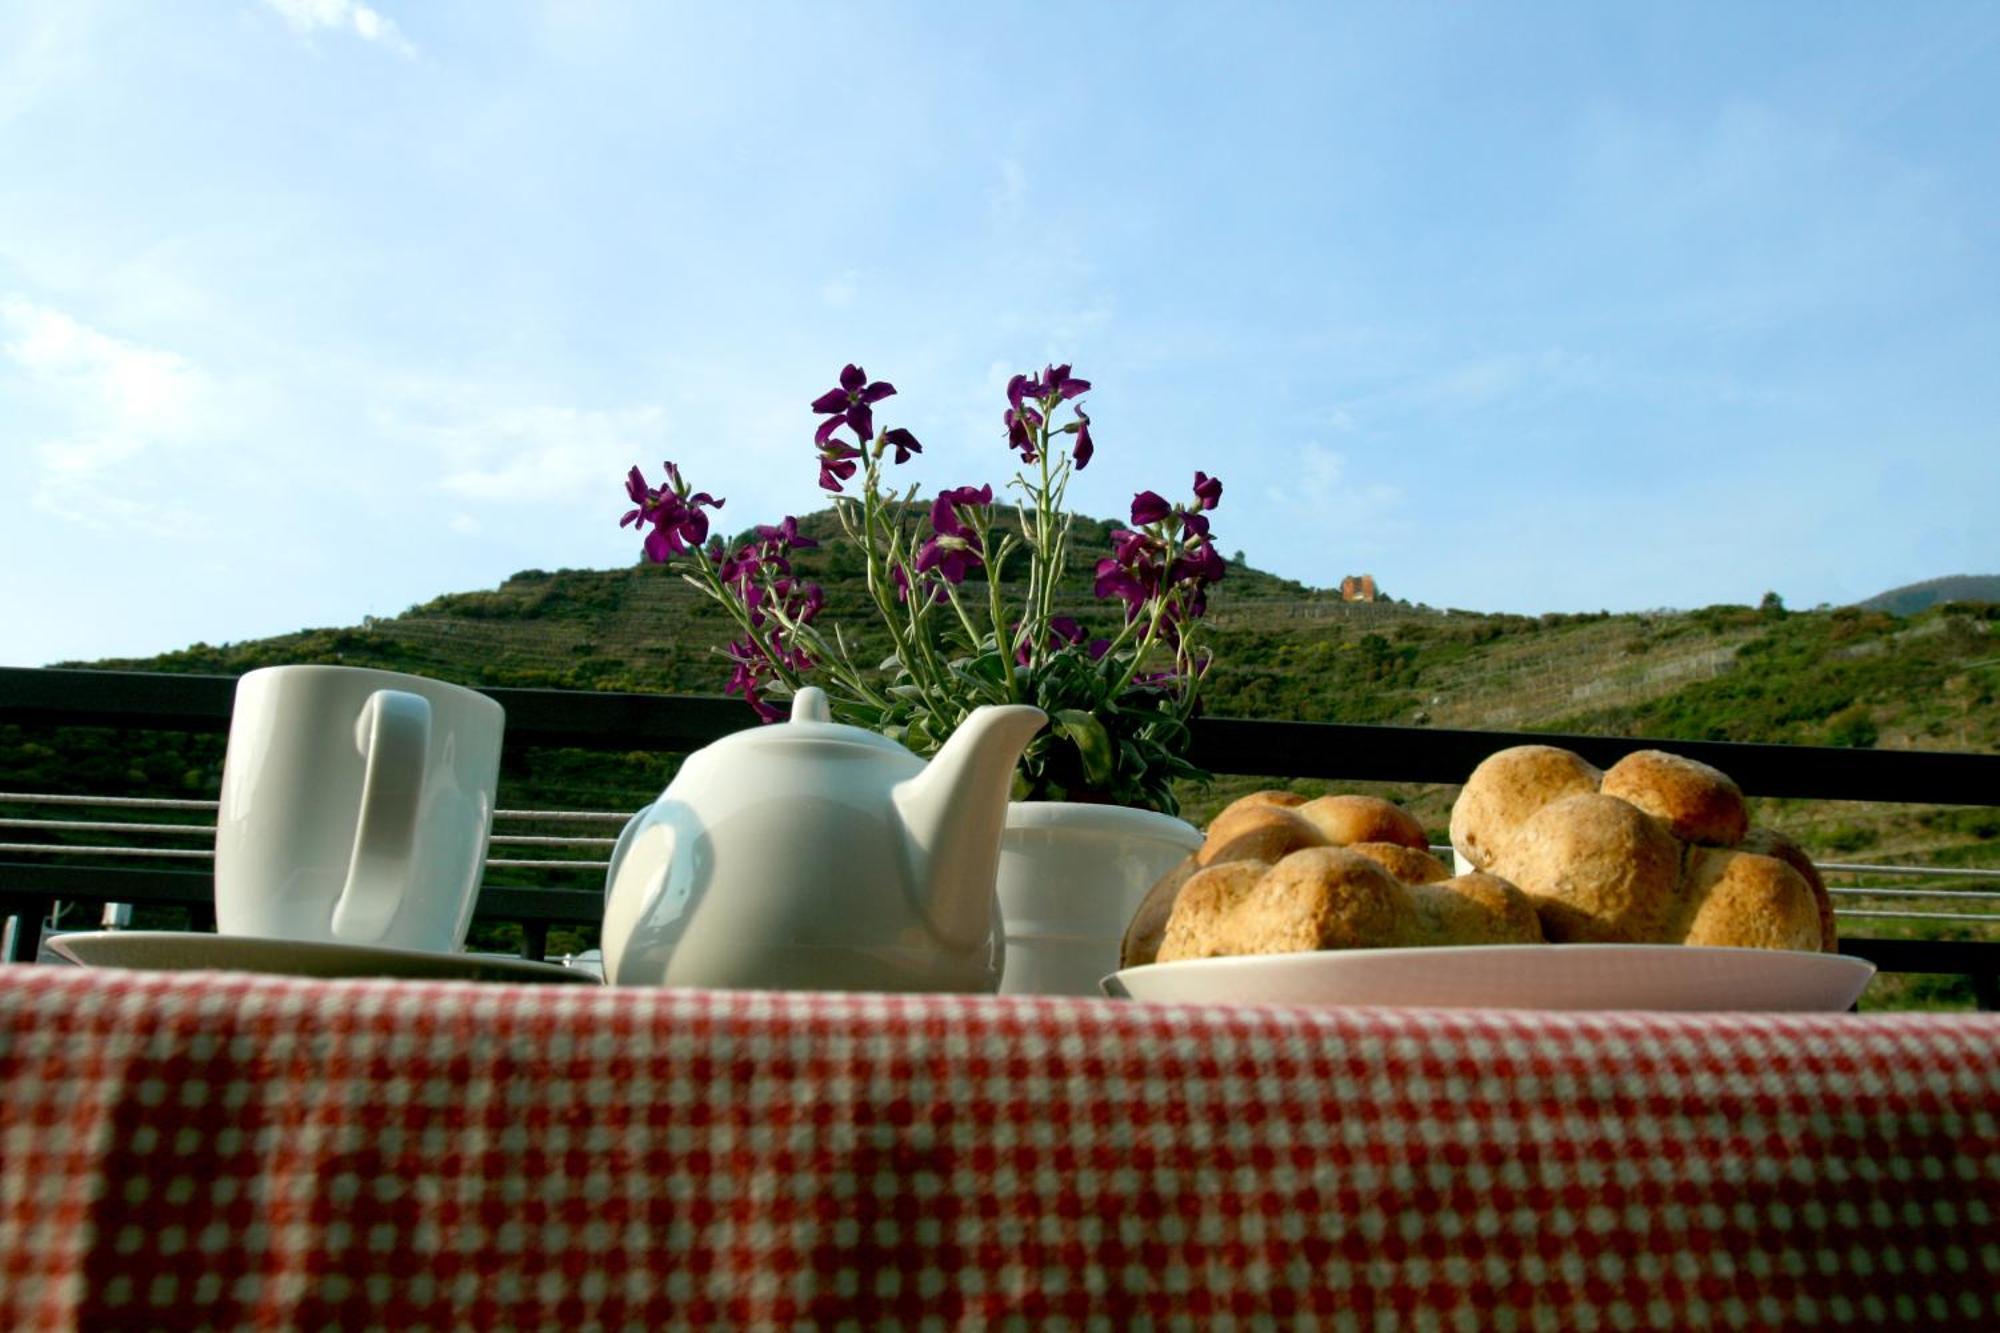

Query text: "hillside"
[9, 521, 1998, 1005]
[1856, 574, 2000, 616]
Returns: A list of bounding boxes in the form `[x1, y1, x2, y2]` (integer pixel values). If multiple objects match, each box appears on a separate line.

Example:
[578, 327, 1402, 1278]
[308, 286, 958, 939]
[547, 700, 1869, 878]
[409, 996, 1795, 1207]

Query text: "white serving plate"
[47, 931, 600, 986]
[1105, 944, 1874, 1012]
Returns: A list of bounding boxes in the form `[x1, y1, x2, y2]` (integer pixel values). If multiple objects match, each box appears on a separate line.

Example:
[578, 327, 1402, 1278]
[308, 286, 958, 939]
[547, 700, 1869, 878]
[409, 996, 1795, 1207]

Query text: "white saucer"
[1105, 944, 1874, 1012]
[46, 931, 601, 986]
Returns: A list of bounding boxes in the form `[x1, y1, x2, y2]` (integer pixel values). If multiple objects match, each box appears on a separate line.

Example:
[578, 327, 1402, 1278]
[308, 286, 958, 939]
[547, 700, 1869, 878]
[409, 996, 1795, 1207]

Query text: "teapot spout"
[894, 703, 1046, 947]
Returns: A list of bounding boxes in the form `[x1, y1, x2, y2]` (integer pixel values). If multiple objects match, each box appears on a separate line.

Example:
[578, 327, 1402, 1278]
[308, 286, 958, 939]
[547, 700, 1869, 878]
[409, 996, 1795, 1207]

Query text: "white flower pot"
[996, 801, 1205, 996]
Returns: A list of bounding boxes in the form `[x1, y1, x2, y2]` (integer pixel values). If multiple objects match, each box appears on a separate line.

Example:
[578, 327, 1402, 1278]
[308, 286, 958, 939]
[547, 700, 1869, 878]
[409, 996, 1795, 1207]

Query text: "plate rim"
[45, 929, 597, 984]
[1116, 941, 1877, 973]
[1105, 942, 1876, 1009]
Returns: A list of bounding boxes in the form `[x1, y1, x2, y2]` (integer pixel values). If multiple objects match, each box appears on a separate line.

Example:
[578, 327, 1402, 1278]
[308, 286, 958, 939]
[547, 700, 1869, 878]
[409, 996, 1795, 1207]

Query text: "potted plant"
[619, 362, 1225, 993]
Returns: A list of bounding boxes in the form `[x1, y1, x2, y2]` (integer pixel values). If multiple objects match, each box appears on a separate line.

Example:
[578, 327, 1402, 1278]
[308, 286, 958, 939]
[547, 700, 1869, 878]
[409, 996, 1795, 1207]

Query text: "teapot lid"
[717, 687, 913, 757]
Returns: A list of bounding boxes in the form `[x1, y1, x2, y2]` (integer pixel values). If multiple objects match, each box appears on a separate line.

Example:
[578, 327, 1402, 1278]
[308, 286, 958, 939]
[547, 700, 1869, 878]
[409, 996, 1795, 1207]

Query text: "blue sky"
[3, 1, 1997, 666]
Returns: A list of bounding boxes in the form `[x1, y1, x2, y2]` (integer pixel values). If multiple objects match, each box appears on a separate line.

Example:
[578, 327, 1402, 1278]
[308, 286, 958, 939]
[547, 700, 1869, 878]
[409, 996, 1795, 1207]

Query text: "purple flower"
[929, 483, 993, 538]
[1006, 372, 1041, 412]
[817, 441, 860, 493]
[1110, 527, 1155, 564]
[623, 462, 725, 562]
[811, 363, 896, 445]
[1130, 491, 1172, 526]
[1094, 558, 1151, 620]
[883, 427, 922, 465]
[1041, 363, 1091, 402]
[1049, 616, 1083, 644]
[1174, 540, 1228, 586]
[917, 486, 990, 586]
[1180, 510, 1210, 539]
[1069, 407, 1094, 469]
[1005, 403, 1043, 462]
[916, 534, 982, 585]
[755, 516, 818, 551]
[722, 638, 797, 724]
[1193, 470, 1223, 511]
[619, 466, 655, 528]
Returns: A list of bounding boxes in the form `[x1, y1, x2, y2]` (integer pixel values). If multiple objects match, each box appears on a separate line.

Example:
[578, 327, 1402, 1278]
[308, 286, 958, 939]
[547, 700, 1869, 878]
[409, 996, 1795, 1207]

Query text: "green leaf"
[1053, 709, 1116, 790]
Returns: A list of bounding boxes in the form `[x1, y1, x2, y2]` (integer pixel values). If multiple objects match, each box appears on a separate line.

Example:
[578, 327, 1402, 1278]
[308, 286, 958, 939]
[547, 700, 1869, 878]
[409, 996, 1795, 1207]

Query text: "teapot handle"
[603, 806, 648, 904]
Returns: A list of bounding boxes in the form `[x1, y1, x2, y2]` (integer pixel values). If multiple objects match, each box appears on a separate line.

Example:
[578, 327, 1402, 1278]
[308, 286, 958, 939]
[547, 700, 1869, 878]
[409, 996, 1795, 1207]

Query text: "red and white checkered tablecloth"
[2, 969, 1997, 1332]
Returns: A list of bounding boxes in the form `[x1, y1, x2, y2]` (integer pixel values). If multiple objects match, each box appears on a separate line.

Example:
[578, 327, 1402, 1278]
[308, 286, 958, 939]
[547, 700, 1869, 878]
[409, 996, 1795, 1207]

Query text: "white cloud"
[2, 296, 207, 437]
[1, 296, 218, 532]
[412, 402, 670, 503]
[260, 0, 416, 58]
[1267, 445, 1410, 557]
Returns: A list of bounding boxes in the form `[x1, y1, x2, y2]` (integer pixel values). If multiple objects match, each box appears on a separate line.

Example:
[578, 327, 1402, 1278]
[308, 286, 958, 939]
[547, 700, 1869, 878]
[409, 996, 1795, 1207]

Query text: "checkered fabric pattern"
[2, 969, 1997, 1332]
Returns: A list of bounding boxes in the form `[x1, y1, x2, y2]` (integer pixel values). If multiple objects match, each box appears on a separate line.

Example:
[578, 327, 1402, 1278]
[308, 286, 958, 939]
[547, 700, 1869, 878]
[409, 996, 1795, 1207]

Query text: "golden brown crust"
[1120, 854, 1202, 968]
[1347, 842, 1451, 884]
[1156, 850, 1409, 960]
[1601, 750, 1749, 847]
[1197, 803, 1327, 867]
[1403, 873, 1546, 946]
[1215, 790, 1308, 817]
[1488, 793, 1681, 943]
[1153, 850, 1547, 961]
[1294, 795, 1430, 850]
[1675, 848, 1824, 952]
[1449, 745, 1603, 871]
[1739, 827, 1837, 951]
[1153, 860, 1277, 962]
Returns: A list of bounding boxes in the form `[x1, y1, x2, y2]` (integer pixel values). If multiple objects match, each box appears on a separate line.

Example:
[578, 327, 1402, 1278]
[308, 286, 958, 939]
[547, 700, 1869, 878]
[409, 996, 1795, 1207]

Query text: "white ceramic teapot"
[600, 687, 1046, 991]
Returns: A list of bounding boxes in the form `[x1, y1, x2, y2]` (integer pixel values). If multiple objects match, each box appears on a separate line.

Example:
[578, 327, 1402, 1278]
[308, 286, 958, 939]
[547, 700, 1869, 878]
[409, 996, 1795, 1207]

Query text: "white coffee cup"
[214, 665, 505, 952]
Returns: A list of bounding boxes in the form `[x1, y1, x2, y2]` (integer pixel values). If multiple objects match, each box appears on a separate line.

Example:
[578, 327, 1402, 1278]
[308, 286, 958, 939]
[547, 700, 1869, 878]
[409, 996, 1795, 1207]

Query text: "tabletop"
[2, 967, 1997, 1331]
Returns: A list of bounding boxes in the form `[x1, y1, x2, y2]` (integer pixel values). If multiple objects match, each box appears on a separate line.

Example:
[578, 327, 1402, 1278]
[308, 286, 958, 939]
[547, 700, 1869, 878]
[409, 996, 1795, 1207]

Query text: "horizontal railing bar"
[494, 810, 635, 824]
[488, 835, 618, 848]
[485, 858, 609, 870]
[1818, 862, 1999, 879]
[1834, 909, 2000, 923]
[0, 792, 219, 811]
[7, 667, 2000, 804]
[0, 843, 212, 859]
[2, 861, 1993, 971]
[1827, 887, 2000, 901]
[0, 863, 603, 924]
[0, 819, 213, 836]
[0, 794, 639, 825]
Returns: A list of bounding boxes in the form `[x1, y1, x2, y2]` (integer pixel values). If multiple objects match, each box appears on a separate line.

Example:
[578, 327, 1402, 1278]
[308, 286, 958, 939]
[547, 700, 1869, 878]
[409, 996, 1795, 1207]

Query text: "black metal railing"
[3, 666, 1996, 1004]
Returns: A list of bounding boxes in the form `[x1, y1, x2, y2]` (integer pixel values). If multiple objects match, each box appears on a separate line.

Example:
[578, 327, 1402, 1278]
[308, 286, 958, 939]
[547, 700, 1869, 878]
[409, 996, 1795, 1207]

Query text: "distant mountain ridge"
[1856, 575, 2000, 616]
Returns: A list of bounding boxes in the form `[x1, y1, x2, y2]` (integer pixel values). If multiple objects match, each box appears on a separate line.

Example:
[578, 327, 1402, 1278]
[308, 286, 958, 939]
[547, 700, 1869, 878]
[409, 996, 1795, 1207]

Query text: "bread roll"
[1739, 827, 1837, 952]
[1488, 793, 1681, 943]
[1450, 745, 1602, 871]
[1121, 855, 1200, 968]
[1675, 848, 1824, 952]
[1295, 795, 1430, 851]
[1601, 750, 1749, 847]
[1404, 873, 1546, 946]
[1156, 849, 1415, 961]
[1153, 860, 1277, 961]
[1198, 802, 1326, 866]
[1217, 790, 1308, 814]
[1153, 851, 1549, 961]
[1347, 842, 1451, 884]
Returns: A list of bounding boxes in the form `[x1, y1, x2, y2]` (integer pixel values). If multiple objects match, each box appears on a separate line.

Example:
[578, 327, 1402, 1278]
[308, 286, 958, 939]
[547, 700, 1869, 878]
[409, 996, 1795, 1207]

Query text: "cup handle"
[330, 688, 433, 944]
